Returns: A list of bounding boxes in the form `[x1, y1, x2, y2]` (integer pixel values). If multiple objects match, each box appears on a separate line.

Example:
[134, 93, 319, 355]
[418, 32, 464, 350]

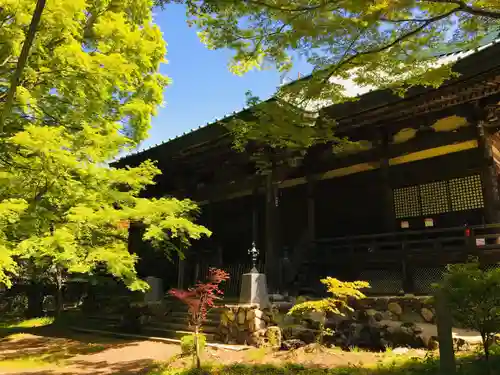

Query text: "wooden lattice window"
[393, 186, 421, 219]
[393, 174, 484, 219]
[448, 175, 484, 211]
[420, 181, 450, 215]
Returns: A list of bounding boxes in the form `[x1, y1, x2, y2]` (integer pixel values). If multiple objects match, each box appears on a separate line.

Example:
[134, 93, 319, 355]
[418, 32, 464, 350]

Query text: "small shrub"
[169, 268, 229, 369]
[181, 333, 206, 356]
[266, 326, 282, 349]
[288, 277, 370, 345]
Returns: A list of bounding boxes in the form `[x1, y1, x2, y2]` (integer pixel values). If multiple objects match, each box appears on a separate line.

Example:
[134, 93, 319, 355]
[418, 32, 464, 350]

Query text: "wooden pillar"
[252, 187, 259, 245]
[477, 114, 500, 224]
[378, 127, 395, 232]
[177, 256, 185, 289]
[306, 177, 316, 242]
[265, 172, 279, 293]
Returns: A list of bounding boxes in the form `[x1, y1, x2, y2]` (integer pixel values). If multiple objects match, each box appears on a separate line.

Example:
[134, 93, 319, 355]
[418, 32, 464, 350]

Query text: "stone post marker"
[435, 289, 456, 374]
[144, 276, 163, 303]
[239, 242, 270, 308]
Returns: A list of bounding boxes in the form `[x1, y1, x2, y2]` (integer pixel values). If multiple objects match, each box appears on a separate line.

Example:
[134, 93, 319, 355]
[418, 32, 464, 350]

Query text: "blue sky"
[140, 4, 312, 152]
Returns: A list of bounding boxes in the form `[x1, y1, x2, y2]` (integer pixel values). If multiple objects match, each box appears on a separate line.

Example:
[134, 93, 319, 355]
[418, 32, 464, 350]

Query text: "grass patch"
[245, 347, 272, 362]
[0, 316, 54, 329]
[0, 356, 54, 370]
[147, 352, 500, 375]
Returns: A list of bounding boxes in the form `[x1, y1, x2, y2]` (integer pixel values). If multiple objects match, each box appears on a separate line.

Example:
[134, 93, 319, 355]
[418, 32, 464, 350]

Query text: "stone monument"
[239, 242, 270, 308]
[144, 276, 163, 304]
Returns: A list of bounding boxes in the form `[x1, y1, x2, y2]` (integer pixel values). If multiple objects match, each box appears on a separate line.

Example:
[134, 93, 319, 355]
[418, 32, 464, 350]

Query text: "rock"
[292, 327, 316, 344]
[428, 336, 439, 350]
[236, 330, 249, 345]
[366, 309, 383, 322]
[270, 293, 285, 302]
[281, 339, 306, 351]
[266, 326, 282, 349]
[251, 316, 266, 332]
[373, 297, 390, 312]
[382, 311, 395, 321]
[386, 322, 423, 348]
[401, 322, 421, 335]
[454, 338, 471, 352]
[392, 347, 410, 355]
[366, 309, 377, 317]
[220, 313, 229, 326]
[226, 310, 235, 322]
[237, 309, 246, 325]
[421, 308, 434, 323]
[388, 302, 403, 316]
[400, 311, 425, 324]
[246, 309, 256, 321]
[249, 330, 267, 347]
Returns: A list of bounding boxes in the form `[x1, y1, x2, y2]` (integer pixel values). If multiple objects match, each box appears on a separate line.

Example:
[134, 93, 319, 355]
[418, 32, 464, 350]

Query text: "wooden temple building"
[116, 39, 500, 296]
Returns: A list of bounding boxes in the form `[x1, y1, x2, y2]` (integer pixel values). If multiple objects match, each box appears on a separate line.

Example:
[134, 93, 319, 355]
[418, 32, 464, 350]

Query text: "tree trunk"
[435, 290, 456, 374]
[25, 282, 44, 318]
[55, 268, 63, 317]
[194, 326, 201, 369]
[0, 0, 47, 134]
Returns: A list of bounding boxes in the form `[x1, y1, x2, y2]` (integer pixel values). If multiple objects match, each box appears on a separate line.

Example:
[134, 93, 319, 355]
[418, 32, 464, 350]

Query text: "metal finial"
[248, 241, 259, 273]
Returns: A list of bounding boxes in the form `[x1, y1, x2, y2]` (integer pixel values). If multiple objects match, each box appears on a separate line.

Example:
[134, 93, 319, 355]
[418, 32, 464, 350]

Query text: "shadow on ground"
[0, 318, 167, 374]
[0, 324, 134, 362]
[3, 358, 164, 375]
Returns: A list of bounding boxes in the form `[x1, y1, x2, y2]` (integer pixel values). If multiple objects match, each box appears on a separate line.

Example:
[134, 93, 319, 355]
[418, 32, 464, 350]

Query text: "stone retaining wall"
[217, 304, 281, 346]
[216, 296, 437, 349]
[351, 295, 435, 324]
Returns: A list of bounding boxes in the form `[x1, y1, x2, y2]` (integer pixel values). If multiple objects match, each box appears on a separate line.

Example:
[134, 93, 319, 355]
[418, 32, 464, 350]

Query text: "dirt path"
[0, 332, 181, 375]
[0, 331, 428, 375]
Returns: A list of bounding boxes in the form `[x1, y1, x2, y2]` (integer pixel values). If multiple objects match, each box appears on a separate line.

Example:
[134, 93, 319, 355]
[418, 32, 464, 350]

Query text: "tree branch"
[0, 0, 47, 135]
[243, 0, 323, 12]
[320, 7, 461, 86]
[425, 0, 500, 19]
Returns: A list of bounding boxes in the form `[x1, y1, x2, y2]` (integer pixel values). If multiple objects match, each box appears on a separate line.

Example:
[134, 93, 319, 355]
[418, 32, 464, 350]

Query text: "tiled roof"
[118, 36, 500, 162]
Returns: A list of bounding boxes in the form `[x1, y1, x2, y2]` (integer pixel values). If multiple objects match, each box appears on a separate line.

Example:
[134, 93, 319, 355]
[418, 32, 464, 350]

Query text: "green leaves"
[288, 277, 369, 317]
[184, 0, 499, 157]
[439, 261, 500, 358]
[0, 123, 210, 289]
[0, 1, 210, 290]
[0, 0, 167, 143]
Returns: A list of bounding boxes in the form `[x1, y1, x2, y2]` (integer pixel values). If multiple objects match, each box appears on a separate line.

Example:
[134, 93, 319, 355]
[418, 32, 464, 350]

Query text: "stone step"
[147, 321, 218, 334]
[74, 316, 218, 343]
[142, 327, 216, 342]
[154, 316, 219, 327]
[169, 311, 220, 321]
[85, 315, 121, 322]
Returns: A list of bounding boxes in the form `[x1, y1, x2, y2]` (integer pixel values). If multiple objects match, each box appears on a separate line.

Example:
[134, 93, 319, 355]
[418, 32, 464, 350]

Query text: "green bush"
[288, 277, 369, 345]
[181, 333, 206, 356]
[438, 261, 500, 361]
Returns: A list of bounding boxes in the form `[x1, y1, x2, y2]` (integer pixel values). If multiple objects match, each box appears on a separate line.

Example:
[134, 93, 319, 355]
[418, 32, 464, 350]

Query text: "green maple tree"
[163, 0, 499, 155]
[1, 124, 209, 312]
[0, 0, 210, 308]
[0, 0, 168, 142]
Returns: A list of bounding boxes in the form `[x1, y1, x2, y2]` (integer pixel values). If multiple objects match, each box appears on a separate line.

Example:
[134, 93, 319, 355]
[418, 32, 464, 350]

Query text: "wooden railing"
[313, 223, 500, 267]
[301, 223, 500, 295]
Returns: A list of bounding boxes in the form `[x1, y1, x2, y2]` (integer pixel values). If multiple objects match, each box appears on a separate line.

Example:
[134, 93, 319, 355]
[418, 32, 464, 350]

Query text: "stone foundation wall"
[351, 296, 435, 324]
[217, 304, 281, 346]
[216, 296, 438, 349]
